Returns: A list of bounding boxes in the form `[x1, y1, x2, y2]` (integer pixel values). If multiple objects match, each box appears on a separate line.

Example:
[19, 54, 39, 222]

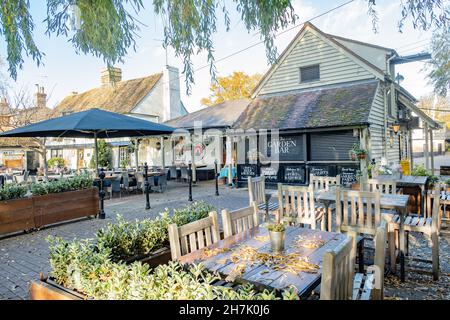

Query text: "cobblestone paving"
[0, 181, 449, 300]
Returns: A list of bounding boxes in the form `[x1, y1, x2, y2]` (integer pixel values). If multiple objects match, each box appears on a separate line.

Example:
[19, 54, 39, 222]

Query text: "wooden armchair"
[362, 179, 397, 194]
[353, 220, 387, 300]
[277, 184, 325, 230]
[248, 175, 278, 221]
[168, 211, 220, 260]
[389, 189, 440, 280]
[221, 204, 259, 238]
[320, 231, 357, 300]
[310, 174, 340, 231]
[310, 174, 341, 191]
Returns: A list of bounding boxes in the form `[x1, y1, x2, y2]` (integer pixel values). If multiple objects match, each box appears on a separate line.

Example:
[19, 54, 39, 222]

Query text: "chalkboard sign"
[338, 165, 359, 187]
[260, 166, 279, 183]
[309, 165, 336, 177]
[283, 165, 306, 184]
[267, 135, 304, 161]
[238, 164, 258, 181]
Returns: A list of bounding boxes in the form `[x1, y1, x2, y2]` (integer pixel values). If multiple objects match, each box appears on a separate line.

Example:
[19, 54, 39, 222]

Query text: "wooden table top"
[316, 190, 410, 209]
[178, 226, 347, 298]
[375, 175, 428, 187]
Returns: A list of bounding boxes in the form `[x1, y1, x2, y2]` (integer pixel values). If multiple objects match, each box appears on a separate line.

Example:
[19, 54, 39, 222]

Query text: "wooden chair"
[277, 184, 325, 230]
[427, 182, 449, 232]
[248, 175, 278, 220]
[310, 174, 341, 191]
[320, 230, 357, 300]
[362, 179, 397, 194]
[168, 166, 178, 180]
[221, 204, 259, 238]
[389, 189, 440, 280]
[336, 189, 382, 236]
[310, 174, 340, 231]
[353, 220, 387, 300]
[168, 211, 220, 260]
[180, 167, 189, 182]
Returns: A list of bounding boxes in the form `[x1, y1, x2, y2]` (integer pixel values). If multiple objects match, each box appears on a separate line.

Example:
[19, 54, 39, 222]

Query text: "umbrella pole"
[94, 132, 99, 177]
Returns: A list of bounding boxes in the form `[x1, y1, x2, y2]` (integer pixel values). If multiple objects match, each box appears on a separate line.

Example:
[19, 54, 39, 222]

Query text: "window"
[119, 146, 130, 166]
[51, 149, 63, 158]
[300, 65, 320, 83]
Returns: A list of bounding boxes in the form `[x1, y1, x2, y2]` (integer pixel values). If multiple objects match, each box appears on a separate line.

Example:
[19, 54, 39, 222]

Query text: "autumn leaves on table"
[199, 223, 325, 282]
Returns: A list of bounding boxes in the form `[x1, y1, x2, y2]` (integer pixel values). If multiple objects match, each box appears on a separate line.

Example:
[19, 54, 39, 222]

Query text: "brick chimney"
[101, 67, 122, 87]
[35, 86, 47, 109]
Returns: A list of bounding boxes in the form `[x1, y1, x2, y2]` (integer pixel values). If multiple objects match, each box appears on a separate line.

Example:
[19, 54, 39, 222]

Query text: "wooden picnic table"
[178, 226, 347, 299]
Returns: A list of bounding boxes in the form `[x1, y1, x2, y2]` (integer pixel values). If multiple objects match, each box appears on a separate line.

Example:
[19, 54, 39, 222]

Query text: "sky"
[0, 0, 435, 113]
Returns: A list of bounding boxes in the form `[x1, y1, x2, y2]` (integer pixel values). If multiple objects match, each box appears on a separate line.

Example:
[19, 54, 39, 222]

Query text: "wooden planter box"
[0, 198, 34, 236]
[0, 188, 99, 237]
[30, 246, 172, 300]
[33, 188, 99, 228]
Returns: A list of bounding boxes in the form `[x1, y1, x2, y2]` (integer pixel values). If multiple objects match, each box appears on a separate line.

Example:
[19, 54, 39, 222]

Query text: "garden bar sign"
[268, 136, 303, 161]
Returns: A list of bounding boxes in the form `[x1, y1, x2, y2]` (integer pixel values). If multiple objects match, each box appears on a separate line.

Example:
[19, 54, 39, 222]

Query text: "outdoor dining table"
[178, 225, 347, 299]
[376, 175, 428, 214]
[316, 189, 410, 281]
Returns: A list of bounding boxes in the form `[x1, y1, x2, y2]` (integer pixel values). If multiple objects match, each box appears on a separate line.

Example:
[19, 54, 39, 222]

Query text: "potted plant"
[268, 223, 286, 253]
[349, 144, 368, 161]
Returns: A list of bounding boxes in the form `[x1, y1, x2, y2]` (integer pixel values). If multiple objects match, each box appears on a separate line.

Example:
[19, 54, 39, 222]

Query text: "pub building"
[227, 22, 441, 188]
[163, 22, 440, 187]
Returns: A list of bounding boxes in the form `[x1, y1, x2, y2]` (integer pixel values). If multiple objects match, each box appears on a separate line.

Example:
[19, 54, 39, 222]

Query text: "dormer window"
[300, 64, 320, 83]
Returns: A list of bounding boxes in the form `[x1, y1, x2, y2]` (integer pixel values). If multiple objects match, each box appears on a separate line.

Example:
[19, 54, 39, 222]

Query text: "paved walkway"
[0, 180, 449, 300]
[0, 181, 248, 300]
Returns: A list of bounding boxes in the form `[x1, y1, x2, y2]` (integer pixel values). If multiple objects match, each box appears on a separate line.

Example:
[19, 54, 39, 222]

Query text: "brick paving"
[0, 181, 248, 300]
[0, 180, 449, 300]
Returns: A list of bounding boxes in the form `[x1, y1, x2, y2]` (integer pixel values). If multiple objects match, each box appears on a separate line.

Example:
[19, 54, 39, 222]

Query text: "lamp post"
[98, 168, 106, 219]
[144, 162, 151, 210]
[188, 161, 193, 201]
[214, 159, 219, 196]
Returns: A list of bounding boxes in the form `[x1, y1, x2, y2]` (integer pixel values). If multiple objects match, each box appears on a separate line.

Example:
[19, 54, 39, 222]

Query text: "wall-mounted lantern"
[392, 121, 401, 135]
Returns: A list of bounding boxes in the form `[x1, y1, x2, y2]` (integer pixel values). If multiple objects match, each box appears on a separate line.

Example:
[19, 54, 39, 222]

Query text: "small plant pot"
[351, 154, 357, 161]
[358, 154, 366, 160]
[269, 230, 285, 254]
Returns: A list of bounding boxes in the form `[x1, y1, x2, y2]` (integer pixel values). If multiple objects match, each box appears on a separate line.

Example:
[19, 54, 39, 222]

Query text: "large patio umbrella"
[0, 108, 175, 173]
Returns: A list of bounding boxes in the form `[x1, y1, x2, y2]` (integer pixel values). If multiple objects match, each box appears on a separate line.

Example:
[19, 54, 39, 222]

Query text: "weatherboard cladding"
[233, 80, 378, 131]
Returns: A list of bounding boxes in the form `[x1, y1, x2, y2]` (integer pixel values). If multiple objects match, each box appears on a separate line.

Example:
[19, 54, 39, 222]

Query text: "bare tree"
[0, 86, 54, 180]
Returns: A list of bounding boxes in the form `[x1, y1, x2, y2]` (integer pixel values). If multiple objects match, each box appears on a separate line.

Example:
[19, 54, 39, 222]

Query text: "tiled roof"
[233, 80, 378, 131]
[54, 73, 162, 115]
[165, 99, 250, 129]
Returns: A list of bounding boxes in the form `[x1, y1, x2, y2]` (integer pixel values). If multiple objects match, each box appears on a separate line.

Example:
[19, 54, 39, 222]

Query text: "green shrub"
[47, 157, 65, 169]
[96, 201, 213, 261]
[169, 201, 215, 226]
[47, 236, 298, 300]
[31, 175, 94, 196]
[0, 184, 28, 201]
[411, 164, 440, 187]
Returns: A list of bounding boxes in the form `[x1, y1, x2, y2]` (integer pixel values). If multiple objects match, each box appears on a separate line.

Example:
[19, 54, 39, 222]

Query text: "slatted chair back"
[135, 172, 144, 190]
[336, 188, 381, 236]
[169, 166, 177, 180]
[248, 175, 266, 207]
[122, 172, 130, 188]
[277, 184, 320, 229]
[168, 211, 220, 260]
[180, 167, 189, 181]
[320, 230, 357, 300]
[310, 174, 341, 191]
[362, 179, 397, 194]
[221, 203, 259, 238]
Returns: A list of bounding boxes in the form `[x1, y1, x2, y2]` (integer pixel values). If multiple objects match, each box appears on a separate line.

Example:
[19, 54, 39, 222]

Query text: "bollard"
[188, 162, 193, 201]
[214, 160, 219, 196]
[98, 169, 106, 219]
[144, 162, 151, 210]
